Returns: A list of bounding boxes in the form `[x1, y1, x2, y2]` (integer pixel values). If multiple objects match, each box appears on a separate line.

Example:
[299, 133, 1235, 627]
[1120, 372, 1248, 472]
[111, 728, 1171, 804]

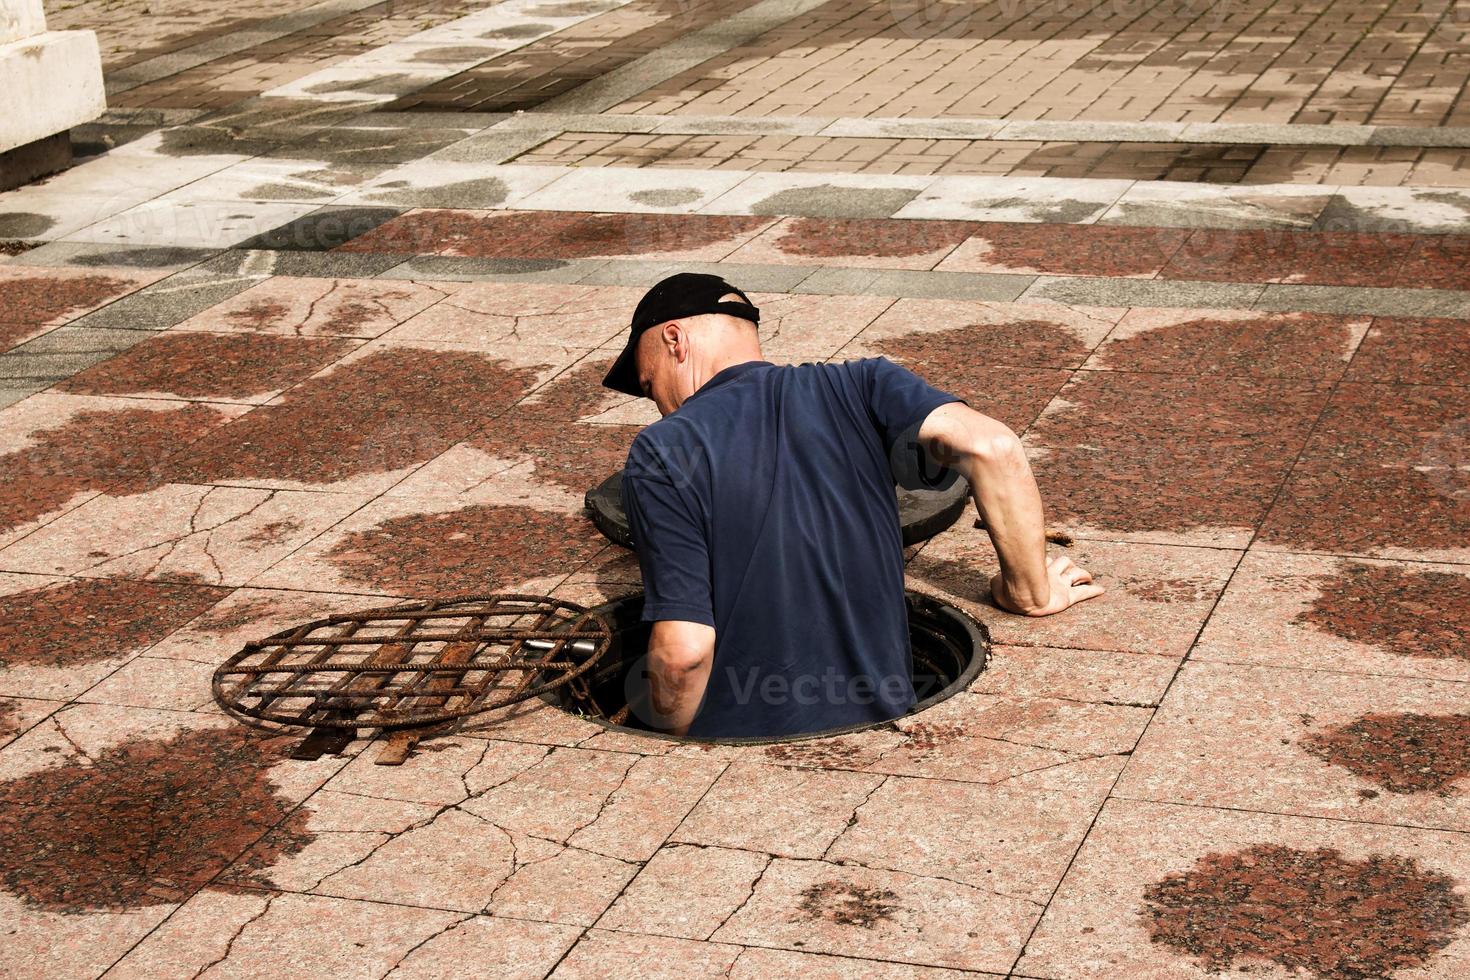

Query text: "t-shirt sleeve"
[622, 434, 716, 628]
[860, 356, 964, 455]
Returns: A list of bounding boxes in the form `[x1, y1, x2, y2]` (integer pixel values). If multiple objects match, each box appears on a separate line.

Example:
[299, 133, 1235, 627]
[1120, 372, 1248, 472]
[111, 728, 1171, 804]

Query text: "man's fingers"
[1069, 583, 1105, 604]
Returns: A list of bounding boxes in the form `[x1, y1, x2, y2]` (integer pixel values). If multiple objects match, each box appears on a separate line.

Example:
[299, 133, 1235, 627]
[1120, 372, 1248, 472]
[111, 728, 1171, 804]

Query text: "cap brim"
[601, 336, 644, 397]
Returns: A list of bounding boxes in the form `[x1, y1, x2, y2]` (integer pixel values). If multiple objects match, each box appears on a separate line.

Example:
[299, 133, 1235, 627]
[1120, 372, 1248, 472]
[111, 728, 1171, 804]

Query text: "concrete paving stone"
[380, 255, 603, 282]
[9, 326, 150, 357]
[591, 258, 813, 291]
[656, 113, 831, 136]
[819, 117, 1006, 140]
[1116, 660, 1470, 830]
[1193, 551, 1470, 684]
[1021, 276, 1266, 310]
[998, 121, 1185, 143]
[1370, 126, 1470, 148]
[1315, 186, 1470, 234]
[1253, 284, 1470, 318]
[704, 172, 936, 218]
[1017, 799, 1470, 979]
[235, 206, 406, 251]
[0, 191, 142, 240]
[249, 249, 408, 278]
[63, 198, 321, 250]
[797, 268, 1034, 301]
[8, 242, 216, 271]
[265, 125, 483, 166]
[335, 161, 567, 209]
[64, 267, 271, 332]
[896, 176, 1131, 224]
[263, 65, 455, 104]
[1098, 181, 1337, 230]
[518, 166, 752, 214]
[1180, 122, 1376, 146]
[428, 129, 569, 165]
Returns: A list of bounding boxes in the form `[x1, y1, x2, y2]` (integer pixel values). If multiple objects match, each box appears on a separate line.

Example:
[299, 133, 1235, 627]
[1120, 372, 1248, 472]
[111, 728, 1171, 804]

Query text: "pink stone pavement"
[1, 0, 1469, 977]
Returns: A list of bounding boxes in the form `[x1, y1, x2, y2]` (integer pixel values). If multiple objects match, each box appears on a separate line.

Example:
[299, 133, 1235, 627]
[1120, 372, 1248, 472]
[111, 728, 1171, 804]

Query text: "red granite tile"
[1393, 235, 1470, 291]
[729, 216, 975, 270]
[337, 208, 774, 261]
[0, 695, 60, 750]
[1088, 308, 1368, 379]
[1194, 552, 1470, 684]
[178, 276, 454, 339]
[554, 930, 743, 980]
[0, 574, 228, 700]
[750, 292, 896, 361]
[253, 494, 604, 597]
[1023, 370, 1327, 546]
[0, 321, 52, 353]
[0, 395, 242, 539]
[1019, 800, 1470, 979]
[907, 532, 1237, 657]
[0, 724, 312, 912]
[388, 282, 641, 349]
[0, 484, 366, 586]
[59, 331, 359, 403]
[855, 298, 1120, 370]
[713, 856, 1037, 973]
[1116, 661, 1470, 831]
[0, 266, 161, 325]
[162, 345, 562, 493]
[1258, 382, 1470, 561]
[375, 917, 578, 980]
[938, 223, 1190, 278]
[601, 844, 769, 940]
[1160, 229, 1416, 286]
[1347, 316, 1470, 385]
[969, 645, 1177, 707]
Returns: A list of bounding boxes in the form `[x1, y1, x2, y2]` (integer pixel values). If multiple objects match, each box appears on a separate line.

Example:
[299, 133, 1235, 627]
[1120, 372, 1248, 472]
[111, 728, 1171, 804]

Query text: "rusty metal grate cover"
[212, 593, 612, 732]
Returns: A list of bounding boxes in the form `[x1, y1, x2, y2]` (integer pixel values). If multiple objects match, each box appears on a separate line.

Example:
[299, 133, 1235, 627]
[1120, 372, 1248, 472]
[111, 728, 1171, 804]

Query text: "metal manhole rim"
[212, 592, 615, 732]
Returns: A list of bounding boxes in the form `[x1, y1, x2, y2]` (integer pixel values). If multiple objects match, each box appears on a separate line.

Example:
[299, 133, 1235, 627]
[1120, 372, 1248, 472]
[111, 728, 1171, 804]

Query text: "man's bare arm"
[646, 619, 715, 735]
[918, 402, 1103, 616]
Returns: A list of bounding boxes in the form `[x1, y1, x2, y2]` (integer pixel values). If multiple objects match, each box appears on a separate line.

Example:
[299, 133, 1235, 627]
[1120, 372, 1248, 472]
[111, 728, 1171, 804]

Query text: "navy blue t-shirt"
[621, 357, 961, 739]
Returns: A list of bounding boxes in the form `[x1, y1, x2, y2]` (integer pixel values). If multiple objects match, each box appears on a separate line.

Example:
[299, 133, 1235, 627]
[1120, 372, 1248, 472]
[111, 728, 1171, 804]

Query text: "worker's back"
[622, 356, 960, 738]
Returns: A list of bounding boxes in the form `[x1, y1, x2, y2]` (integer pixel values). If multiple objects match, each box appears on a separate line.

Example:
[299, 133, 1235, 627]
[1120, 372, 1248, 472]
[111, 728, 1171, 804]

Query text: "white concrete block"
[0, 30, 105, 153]
[0, 0, 46, 46]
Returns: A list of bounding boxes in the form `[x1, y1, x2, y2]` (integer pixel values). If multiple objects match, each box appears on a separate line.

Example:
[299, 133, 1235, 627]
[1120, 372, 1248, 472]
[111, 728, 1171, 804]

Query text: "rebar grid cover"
[212, 594, 612, 730]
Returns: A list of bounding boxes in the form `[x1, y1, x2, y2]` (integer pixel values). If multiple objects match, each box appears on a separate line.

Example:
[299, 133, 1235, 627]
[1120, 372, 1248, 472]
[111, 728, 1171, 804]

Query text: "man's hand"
[989, 555, 1104, 616]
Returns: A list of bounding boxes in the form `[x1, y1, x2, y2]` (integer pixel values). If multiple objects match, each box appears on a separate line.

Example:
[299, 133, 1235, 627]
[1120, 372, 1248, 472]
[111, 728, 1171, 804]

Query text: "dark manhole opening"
[541, 589, 989, 745]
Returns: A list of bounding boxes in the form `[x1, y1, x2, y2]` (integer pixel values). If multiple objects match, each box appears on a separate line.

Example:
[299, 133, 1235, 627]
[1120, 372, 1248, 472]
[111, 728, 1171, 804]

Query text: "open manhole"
[540, 590, 988, 744]
[586, 469, 971, 550]
[212, 594, 612, 764]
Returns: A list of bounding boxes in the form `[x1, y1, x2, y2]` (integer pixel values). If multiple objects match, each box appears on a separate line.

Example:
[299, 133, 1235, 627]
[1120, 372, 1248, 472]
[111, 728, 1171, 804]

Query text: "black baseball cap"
[601, 273, 760, 397]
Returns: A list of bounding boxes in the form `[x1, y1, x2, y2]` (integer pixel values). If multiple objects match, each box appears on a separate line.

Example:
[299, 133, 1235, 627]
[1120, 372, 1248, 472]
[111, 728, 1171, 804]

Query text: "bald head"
[635, 293, 764, 416]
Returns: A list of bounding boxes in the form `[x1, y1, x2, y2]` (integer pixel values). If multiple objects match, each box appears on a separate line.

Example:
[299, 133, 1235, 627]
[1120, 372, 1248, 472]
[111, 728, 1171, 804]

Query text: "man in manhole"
[604, 273, 1103, 738]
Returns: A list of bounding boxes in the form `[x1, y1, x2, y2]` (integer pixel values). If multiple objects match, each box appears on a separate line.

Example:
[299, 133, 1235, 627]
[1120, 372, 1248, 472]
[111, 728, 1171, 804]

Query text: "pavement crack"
[380, 912, 473, 978]
[191, 890, 279, 978]
[707, 852, 773, 939]
[820, 774, 888, 860]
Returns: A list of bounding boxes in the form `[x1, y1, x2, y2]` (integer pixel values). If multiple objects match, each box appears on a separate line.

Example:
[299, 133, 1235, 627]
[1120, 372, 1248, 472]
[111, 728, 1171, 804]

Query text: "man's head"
[602, 273, 763, 416]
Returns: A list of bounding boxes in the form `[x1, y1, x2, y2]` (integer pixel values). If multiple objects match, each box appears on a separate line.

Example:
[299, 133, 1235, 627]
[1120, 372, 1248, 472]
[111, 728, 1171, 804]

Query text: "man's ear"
[661, 320, 686, 361]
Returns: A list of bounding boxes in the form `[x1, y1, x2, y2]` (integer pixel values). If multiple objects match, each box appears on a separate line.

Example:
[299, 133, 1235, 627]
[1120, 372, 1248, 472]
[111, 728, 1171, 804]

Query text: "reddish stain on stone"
[337, 209, 771, 259]
[1099, 314, 1360, 378]
[1025, 370, 1323, 535]
[774, 217, 974, 259]
[475, 360, 641, 493]
[901, 722, 967, 751]
[59, 332, 356, 400]
[964, 223, 1189, 277]
[0, 404, 234, 532]
[322, 297, 407, 335]
[1141, 844, 1469, 979]
[1295, 563, 1468, 661]
[241, 517, 305, 546]
[325, 503, 605, 595]
[0, 578, 229, 669]
[184, 595, 287, 635]
[1, 321, 42, 353]
[0, 274, 136, 325]
[224, 299, 292, 329]
[0, 700, 19, 740]
[165, 348, 545, 487]
[1126, 576, 1219, 604]
[0, 726, 312, 911]
[799, 881, 900, 928]
[1302, 713, 1470, 795]
[1161, 229, 1415, 287]
[763, 741, 865, 768]
[1260, 384, 1470, 554]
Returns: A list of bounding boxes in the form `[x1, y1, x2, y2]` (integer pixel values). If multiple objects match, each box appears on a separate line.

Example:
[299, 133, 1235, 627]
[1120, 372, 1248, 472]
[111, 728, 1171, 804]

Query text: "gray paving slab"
[0, 350, 116, 384]
[0, 387, 37, 410]
[257, 250, 407, 278]
[1368, 126, 1470, 148]
[1313, 189, 1470, 234]
[1180, 122, 1376, 146]
[796, 268, 1034, 301]
[66, 253, 275, 330]
[11, 327, 150, 356]
[1254, 284, 1470, 318]
[235, 207, 405, 251]
[377, 256, 605, 282]
[1020, 276, 1266, 309]
[998, 120, 1186, 142]
[9, 242, 217, 271]
[422, 129, 561, 166]
[581, 260, 814, 292]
